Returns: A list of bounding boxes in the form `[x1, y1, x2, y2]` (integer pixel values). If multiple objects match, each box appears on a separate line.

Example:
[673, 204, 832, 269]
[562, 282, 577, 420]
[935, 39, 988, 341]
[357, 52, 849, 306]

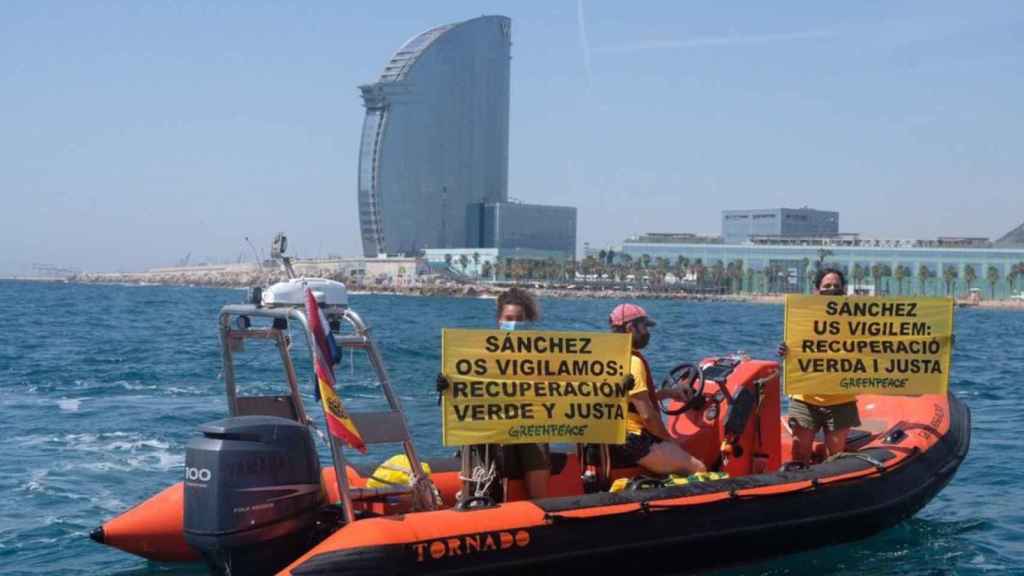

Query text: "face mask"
[500, 320, 530, 331]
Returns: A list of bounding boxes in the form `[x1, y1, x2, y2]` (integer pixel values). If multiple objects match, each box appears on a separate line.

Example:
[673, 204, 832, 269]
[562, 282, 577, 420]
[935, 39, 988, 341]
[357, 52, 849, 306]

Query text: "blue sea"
[1, 281, 1020, 575]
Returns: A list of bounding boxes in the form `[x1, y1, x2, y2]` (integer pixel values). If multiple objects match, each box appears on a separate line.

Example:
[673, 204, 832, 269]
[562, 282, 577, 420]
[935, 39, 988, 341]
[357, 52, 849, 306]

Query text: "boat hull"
[282, 393, 970, 575]
[92, 386, 969, 575]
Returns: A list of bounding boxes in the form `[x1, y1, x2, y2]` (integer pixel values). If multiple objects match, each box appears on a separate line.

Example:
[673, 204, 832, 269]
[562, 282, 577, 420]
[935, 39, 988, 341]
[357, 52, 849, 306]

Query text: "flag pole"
[302, 295, 357, 524]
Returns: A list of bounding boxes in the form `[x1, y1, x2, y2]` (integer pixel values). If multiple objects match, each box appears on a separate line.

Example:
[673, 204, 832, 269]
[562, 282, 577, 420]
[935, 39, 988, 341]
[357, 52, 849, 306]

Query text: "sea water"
[0, 281, 1019, 575]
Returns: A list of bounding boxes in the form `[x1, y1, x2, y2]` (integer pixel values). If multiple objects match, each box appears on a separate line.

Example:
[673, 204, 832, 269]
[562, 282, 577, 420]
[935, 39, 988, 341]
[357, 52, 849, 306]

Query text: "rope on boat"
[827, 451, 887, 472]
[459, 458, 498, 501]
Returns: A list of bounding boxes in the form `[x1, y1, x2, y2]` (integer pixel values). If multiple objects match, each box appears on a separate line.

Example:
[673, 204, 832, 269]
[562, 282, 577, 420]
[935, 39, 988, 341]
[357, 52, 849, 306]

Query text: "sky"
[2, 1, 1022, 274]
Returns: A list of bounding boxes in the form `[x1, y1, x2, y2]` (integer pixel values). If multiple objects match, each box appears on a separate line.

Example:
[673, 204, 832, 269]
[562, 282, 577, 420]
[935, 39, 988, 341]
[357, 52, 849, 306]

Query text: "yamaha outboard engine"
[183, 415, 321, 576]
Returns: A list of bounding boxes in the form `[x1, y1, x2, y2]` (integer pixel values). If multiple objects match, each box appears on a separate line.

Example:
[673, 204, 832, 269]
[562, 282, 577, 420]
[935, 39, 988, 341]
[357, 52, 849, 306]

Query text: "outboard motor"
[183, 415, 321, 576]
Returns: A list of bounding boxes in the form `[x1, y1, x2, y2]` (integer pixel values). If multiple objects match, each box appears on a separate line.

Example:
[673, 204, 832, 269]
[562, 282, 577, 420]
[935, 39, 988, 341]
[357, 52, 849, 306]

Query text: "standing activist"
[610, 303, 706, 475]
[778, 268, 862, 463]
[437, 287, 550, 503]
[493, 288, 550, 500]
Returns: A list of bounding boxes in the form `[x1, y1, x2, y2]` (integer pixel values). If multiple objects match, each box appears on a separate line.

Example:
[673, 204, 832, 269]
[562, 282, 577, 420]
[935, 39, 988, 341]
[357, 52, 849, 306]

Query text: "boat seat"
[347, 411, 411, 445]
[235, 395, 300, 421]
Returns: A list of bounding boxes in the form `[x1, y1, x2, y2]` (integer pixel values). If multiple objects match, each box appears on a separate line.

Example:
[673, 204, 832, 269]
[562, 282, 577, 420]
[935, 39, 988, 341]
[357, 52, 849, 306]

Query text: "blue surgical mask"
[499, 321, 530, 331]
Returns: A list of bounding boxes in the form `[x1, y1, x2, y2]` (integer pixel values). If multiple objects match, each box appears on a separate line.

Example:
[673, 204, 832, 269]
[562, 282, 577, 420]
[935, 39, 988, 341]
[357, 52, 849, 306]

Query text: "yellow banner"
[441, 329, 633, 445]
[784, 296, 954, 396]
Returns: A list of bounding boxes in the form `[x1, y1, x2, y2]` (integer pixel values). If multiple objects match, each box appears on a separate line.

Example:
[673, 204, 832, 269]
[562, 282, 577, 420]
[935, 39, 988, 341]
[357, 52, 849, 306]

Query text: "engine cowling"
[183, 415, 321, 576]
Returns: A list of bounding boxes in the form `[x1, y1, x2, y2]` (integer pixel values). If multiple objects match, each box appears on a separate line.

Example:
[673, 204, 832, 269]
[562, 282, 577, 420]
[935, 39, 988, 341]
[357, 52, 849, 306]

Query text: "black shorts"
[501, 444, 550, 477]
[789, 399, 861, 433]
[620, 430, 659, 463]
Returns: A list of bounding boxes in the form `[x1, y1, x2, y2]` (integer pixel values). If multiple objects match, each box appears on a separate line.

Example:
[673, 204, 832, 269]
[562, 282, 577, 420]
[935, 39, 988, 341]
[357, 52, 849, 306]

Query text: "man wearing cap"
[610, 303, 706, 475]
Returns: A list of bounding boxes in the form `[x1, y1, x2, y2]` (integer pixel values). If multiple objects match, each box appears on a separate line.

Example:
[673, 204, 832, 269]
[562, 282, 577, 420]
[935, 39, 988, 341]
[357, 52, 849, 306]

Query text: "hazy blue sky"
[3, 1, 1022, 274]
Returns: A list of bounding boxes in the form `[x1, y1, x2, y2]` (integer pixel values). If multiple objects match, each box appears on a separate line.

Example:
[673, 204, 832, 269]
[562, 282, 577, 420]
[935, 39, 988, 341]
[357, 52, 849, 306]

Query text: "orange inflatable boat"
[90, 278, 970, 575]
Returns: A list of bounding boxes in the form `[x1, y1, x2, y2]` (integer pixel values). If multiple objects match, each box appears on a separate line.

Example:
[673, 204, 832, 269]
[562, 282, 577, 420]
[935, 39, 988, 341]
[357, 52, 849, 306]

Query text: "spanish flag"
[305, 288, 366, 453]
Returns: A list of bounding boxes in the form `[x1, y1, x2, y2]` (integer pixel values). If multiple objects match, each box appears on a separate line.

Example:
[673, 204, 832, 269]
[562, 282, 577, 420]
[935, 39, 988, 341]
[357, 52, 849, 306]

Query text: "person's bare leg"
[791, 425, 816, 464]
[639, 442, 706, 475]
[524, 469, 549, 499]
[825, 428, 849, 457]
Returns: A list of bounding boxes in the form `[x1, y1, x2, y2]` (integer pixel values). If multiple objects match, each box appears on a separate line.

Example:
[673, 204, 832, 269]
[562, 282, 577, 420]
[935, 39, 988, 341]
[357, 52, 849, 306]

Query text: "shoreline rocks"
[65, 269, 1024, 309]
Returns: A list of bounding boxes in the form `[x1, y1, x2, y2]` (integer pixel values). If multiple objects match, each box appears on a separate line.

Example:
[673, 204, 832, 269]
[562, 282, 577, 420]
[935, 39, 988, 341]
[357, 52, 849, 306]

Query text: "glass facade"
[722, 208, 839, 244]
[467, 202, 577, 257]
[357, 16, 512, 257]
[423, 247, 569, 278]
[620, 241, 1024, 298]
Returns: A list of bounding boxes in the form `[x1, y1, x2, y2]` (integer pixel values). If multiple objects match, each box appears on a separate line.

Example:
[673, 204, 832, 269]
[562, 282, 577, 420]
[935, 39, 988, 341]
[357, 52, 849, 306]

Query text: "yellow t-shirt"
[791, 393, 856, 407]
[626, 355, 650, 436]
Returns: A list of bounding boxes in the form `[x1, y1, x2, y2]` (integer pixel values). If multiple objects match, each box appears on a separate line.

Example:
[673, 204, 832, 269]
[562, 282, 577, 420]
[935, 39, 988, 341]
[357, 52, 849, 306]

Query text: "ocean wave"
[11, 432, 183, 473]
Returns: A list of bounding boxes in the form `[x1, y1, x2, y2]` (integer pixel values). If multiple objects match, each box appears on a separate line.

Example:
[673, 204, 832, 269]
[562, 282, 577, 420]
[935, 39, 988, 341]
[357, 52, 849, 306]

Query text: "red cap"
[609, 303, 656, 328]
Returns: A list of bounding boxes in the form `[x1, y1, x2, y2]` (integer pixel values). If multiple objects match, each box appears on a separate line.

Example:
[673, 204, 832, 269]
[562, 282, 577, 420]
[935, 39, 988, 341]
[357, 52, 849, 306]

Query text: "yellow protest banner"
[784, 295, 954, 396]
[441, 329, 632, 446]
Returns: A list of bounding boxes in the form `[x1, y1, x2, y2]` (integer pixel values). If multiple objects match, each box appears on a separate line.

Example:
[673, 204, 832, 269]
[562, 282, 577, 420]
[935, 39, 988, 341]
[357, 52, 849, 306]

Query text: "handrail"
[218, 299, 437, 526]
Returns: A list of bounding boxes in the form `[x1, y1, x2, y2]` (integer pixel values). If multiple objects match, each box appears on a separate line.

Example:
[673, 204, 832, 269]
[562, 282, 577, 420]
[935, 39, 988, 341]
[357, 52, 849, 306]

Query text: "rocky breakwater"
[71, 263, 492, 298]
[74, 263, 281, 288]
[71, 264, 790, 304]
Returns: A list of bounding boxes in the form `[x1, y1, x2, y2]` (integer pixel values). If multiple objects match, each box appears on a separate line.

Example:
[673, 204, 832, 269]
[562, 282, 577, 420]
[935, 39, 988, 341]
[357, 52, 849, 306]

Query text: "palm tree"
[894, 265, 909, 295]
[458, 254, 469, 273]
[728, 259, 744, 293]
[444, 253, 453, 270]
[654, 257, 669, 287]
[964, 264, 977, 293]
[582, 255, 597, 277]
[853, 263, 866, 291]
[1008, 264, 1021, 294]
[942, 264, 959, 296]
[986, 265, 1000, 299]
[481, 260, 493, 281]
[546, 257, 559, 281]
[675, 256, 689, 278]
[806, 267, 817, 294]
[472, 251, 481, 268]
[620, 253, 632, 269]
[870, 263, 883, 293]
[524, 259, 538, 280]
[746, 267, 755, 293]
[598, 249, 607, 266]
[766, 263, 786, 293]
[799, 257, 810, 292]
[710, 260, 725, 292]
[918, 264, 931, 295]
[510, 258, 522, 281]
[640, 254, 652, 271]
[816, 248, 834, 271]
[691, 259, 706, 289]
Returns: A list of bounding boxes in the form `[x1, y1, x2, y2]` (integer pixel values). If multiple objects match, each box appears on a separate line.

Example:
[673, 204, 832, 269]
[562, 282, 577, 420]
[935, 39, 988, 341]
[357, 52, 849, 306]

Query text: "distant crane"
[244, 237, 264, 271]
